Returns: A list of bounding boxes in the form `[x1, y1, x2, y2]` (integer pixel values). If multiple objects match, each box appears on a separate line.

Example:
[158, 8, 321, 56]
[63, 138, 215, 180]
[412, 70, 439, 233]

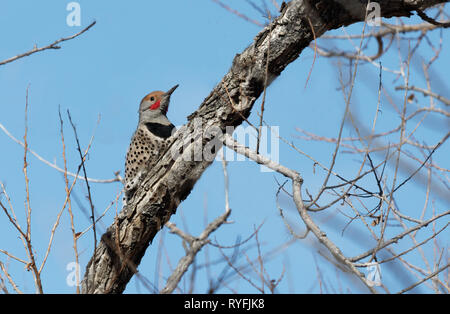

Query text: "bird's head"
[138, 84, 178, 124]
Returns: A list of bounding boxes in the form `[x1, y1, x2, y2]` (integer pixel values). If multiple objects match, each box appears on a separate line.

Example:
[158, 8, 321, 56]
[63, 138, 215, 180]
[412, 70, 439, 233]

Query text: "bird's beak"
[160, 84, 179, 114]
[165, 84, 179, 96]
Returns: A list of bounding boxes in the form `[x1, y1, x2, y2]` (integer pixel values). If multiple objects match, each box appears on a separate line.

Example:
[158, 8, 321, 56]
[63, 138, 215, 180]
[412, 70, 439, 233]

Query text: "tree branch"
[0, 21, 96, 66]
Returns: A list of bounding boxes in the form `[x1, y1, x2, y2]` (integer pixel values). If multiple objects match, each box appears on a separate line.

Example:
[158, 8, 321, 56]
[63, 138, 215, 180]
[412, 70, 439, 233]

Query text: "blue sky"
[0, 1, 448, 293]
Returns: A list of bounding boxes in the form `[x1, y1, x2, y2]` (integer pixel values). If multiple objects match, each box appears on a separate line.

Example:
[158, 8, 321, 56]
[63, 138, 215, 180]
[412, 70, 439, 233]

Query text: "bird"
[123, 84, 179, 204]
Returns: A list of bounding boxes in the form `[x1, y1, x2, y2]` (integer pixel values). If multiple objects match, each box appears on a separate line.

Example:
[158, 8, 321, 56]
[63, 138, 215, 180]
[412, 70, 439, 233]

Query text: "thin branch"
[304, 17, 317, 88]
[224, 134, 377, 293]
[0, 121, 120, 183]
[22, 87, 43, 294]
[0, 249, 27, 265]
[0, 262, 22, 294]
[211, 0, 263, 27]
[57, 108, 80, 292]
[321, 22, 439, 39]
[0, 21, 96, 66]
[349, 210, 450, 263]
[395, 85, 450, 106]
[256, 13, 272, 154]
[67, 110, 98, 289]
[397, 263, 449, 294]
[354, 222, 449, 267]
[393, 132, 449, 193]
[416, 8, 450, 27]
[161, 209, 231, 294]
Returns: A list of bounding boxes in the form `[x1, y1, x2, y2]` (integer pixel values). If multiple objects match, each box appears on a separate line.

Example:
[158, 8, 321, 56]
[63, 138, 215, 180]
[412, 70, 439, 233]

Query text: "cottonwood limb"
[81, 0, 450, 294]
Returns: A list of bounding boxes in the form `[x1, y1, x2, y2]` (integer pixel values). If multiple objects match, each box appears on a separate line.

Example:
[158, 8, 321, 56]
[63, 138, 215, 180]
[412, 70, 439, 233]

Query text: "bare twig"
[349, 210, 450, 263]
[67, 110, 98, 290]
[395, 85, 450, 106]
[211, 0, 263, 27]
[0, 249, 27, 265]
[397, 263, 450, 293]
[256, 12, 272, 154]
[58, 109, 80, 293]
[416, 8, 450, 27]
[223, 134, 378, 293]
[161, 209, 231, 294]
[304, 17, 317, 88]
[0, 21, 96, 66]
[0, 262, 22, 294]
[0, 121, 120, 183]
[21, 87, 43, 294]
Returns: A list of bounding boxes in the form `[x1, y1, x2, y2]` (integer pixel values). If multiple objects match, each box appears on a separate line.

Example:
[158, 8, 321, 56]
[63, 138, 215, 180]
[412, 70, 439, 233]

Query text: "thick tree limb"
[81, 0, 450, 294]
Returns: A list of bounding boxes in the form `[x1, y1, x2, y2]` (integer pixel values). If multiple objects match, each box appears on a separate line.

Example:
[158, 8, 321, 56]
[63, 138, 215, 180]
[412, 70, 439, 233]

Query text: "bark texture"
[81, 0, 449, 293]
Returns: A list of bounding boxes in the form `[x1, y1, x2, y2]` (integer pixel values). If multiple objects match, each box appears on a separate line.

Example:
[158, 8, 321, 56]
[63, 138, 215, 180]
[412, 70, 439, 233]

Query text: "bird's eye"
[150, 96, 155, 102]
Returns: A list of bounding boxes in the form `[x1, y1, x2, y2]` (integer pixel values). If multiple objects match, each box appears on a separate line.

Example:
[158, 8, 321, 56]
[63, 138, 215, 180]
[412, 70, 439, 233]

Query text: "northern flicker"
[124, 84, 178, 204]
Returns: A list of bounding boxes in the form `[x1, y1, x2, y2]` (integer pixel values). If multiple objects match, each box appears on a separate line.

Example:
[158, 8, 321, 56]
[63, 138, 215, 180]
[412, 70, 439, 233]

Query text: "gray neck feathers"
[139, 112, 172, 126]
